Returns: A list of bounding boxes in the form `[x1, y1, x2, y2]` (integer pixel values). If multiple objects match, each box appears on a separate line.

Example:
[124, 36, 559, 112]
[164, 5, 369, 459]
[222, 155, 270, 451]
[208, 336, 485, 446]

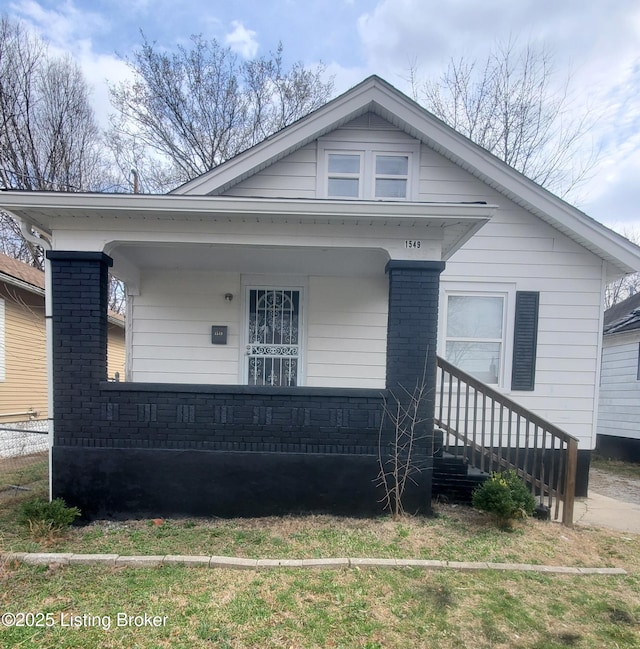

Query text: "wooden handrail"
[435, 356, 578, 526]
[436, 356, 578, 446]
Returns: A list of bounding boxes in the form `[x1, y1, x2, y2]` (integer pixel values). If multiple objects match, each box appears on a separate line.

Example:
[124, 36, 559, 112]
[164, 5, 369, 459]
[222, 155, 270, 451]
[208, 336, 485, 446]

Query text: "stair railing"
[435, 356, 578, 526]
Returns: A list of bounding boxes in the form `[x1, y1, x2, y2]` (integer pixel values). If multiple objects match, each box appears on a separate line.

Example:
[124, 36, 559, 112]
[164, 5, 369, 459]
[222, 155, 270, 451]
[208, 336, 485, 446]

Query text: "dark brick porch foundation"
[47, 251, 444, 518]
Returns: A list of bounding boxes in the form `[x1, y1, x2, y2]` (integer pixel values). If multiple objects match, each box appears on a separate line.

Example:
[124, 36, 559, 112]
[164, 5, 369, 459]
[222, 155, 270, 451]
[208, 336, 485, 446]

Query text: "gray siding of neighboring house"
[598, 329, 640, 442]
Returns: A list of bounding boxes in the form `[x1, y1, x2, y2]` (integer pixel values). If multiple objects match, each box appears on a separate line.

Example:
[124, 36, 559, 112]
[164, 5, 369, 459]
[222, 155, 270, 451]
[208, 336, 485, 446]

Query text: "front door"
[245, 288, 301, 386]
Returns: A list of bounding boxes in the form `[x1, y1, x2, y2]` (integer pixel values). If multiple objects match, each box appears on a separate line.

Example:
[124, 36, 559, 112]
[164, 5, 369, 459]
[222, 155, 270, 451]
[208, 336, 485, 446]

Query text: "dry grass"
[591, 454, 640, 480]
[1, 455, 640, 648]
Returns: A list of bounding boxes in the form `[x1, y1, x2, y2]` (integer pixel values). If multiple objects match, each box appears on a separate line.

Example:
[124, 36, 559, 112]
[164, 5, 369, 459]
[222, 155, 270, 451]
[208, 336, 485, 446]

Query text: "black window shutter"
[511, 291, 539, 391]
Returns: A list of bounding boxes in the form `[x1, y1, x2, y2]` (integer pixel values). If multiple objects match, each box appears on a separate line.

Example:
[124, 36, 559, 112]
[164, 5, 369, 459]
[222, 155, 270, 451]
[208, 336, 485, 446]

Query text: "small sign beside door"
[211, 326, 228, 344]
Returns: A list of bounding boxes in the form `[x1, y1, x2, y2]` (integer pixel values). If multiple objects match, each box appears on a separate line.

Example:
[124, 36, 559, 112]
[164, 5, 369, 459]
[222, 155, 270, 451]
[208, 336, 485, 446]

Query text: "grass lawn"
[1, 456, 639, 648]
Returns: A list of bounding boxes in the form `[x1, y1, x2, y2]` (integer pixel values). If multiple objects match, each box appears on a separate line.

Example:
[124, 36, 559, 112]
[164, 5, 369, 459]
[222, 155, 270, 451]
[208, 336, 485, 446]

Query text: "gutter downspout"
[18, 219, 53, 501]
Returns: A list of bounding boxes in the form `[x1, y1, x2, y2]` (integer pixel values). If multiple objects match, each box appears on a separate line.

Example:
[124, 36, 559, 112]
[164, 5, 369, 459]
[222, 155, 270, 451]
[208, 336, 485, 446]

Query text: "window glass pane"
[446, 296, 503, 339]
[328, 177, 359, 197]
[375, 178, 407, 198]
[328, 154, 360, 174]
[446, 341, 501, 384]
[376, 155, 408, 175]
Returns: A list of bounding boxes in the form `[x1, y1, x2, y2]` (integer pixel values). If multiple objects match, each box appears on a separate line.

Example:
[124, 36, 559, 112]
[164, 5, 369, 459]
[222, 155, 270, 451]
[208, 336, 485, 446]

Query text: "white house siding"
[222, 144, 317, 198]
[130, 270, 388, 388]
[223, 115, 418, 198]
[598, 330, 640, 440]
[130, 270, 242, 384]
[437, 193, 603, 449]
[306, 276, 387, 388]
[217, 115, 605, 449]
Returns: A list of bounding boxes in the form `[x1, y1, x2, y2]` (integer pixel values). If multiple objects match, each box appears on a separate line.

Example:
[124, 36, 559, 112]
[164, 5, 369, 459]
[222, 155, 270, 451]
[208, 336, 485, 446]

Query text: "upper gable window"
[328, 153, 362, 198]
[375, 155, 409, 198]
[319, 141, 419, 200]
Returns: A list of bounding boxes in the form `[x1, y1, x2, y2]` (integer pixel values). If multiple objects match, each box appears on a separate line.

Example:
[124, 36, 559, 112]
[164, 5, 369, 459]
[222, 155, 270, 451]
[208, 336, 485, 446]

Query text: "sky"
[2, 0, 640, 233]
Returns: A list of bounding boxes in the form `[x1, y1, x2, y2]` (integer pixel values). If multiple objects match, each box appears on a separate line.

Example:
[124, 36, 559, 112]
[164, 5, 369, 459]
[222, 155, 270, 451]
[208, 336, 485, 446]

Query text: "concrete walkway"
[574, 490, 640, 534]
[0, 552, 627, 574]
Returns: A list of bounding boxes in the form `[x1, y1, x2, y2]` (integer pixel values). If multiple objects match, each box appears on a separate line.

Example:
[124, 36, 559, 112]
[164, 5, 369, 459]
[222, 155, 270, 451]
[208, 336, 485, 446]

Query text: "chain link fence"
[0, 421, 49, 497]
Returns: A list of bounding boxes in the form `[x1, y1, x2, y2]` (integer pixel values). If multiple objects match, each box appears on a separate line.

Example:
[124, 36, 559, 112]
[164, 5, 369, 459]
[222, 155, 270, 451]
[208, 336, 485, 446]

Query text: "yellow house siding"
[0, 284, 48, 423]
[0, 279, 126, 421]
[108, 322, 126, 382]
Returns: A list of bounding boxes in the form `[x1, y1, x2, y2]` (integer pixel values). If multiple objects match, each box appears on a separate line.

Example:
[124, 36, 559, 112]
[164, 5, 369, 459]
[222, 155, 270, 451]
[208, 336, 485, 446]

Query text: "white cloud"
[7, 0, 133, 129]
[224, 20, 259, 59]
[9, 0, 108, 45]
[353, 0, 640, 221]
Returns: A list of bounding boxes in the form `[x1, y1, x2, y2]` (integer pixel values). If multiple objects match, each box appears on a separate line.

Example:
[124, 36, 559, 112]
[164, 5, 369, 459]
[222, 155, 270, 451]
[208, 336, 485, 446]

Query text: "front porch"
[46, 246, 579, 523]
[47, 248, 445, 518]
[27, 194, 493, 519]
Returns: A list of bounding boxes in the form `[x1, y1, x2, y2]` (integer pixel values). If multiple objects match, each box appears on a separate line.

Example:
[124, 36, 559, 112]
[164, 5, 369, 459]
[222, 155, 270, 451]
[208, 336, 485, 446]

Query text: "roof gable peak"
[169, 75, 640, 276]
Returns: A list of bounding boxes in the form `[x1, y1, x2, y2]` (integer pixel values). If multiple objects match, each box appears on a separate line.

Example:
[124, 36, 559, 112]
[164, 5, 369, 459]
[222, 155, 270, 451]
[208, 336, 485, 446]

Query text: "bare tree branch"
[107, 34, 334, 192]
[0, 15, 107, 271]
[605, 226, 640, 308]
[415, 39, 600, 199]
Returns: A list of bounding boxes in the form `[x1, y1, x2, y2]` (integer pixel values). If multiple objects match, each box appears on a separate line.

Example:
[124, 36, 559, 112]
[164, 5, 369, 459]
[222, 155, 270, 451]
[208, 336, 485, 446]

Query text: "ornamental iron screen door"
[246, 288, 301, 386]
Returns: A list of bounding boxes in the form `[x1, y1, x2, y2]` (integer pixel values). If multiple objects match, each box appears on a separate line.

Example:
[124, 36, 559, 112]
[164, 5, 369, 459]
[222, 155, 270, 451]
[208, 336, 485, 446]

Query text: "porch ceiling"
[109, 242, 390, 277]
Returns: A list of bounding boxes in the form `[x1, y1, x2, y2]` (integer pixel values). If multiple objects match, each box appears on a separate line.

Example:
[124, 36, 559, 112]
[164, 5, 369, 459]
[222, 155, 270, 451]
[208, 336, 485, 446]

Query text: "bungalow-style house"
[1, 76, 639, 521]
[597, 293, 640, 462]
[0, 252, 125, 458]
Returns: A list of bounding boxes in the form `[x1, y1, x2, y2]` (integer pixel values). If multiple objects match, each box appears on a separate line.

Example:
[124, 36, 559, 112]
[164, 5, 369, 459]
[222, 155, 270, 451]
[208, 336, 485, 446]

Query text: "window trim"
[318, 140, 420, 200]
[439, 283, 516, 390]
[326, 151, 364, 199]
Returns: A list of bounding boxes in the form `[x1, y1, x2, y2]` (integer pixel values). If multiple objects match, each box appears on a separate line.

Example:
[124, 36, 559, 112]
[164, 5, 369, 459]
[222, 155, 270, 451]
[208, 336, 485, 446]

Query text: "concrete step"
[432, 451, 489, 504]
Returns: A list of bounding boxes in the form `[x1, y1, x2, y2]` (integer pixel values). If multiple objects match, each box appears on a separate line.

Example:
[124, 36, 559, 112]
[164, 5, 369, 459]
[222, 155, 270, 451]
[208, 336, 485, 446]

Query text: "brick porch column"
[384, 260, 446, 512]
[46, 251, 113, 442]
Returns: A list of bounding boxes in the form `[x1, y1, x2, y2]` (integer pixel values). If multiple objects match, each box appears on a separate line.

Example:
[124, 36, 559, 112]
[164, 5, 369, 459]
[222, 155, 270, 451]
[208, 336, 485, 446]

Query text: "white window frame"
[326, 151, 364, 199]
[318, 141, 420, 201]
[240, 276, 307, 386]
[373, 153, 410, 199]
[439, 283, 516, 390]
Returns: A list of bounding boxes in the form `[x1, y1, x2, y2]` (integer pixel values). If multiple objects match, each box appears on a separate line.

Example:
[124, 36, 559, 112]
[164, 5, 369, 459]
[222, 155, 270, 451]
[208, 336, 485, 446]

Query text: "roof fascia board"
[360, 86, 640, 275]
[171, 78, 385, 196]
[0, 192, 497, 227]
[168, 75, 640, 275]
[0, 271, 44, 296]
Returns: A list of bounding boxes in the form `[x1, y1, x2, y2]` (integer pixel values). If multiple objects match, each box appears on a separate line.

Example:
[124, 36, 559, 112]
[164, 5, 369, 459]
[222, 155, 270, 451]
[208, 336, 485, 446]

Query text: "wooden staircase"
[434, 356, 579, 526]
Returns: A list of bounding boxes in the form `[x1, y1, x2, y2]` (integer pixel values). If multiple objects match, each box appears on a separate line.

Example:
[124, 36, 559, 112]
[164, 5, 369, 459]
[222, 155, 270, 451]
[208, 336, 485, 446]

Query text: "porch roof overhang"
[0, 191, 496, 262]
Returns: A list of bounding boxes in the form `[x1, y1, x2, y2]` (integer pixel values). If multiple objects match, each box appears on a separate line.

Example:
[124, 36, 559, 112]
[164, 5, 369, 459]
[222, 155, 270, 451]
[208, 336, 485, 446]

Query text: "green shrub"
[18, 497, 81, 532]
[472, 470, 536, 525]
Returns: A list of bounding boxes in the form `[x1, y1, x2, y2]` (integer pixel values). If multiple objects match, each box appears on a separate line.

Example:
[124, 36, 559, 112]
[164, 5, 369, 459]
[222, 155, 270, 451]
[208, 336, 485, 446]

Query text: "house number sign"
[404, 240, 422, 249]
[211, 326, 228, 344]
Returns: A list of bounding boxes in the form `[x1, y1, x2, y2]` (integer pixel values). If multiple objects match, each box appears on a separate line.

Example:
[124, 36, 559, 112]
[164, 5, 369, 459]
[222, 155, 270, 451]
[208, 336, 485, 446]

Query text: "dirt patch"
[588, 467, 640, 505]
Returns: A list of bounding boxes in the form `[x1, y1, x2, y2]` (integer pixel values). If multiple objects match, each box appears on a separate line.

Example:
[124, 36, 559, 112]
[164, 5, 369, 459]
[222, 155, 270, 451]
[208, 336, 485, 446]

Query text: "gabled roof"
[172, 75, 640, 277]
[603, 292, 640, 334]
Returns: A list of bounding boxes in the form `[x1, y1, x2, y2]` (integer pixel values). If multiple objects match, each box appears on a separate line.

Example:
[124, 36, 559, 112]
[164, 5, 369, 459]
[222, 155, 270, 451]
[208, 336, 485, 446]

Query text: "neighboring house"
[597, 293, 640, 462]
[0, 252, 125, 458]
[1, 76, 639, 518]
